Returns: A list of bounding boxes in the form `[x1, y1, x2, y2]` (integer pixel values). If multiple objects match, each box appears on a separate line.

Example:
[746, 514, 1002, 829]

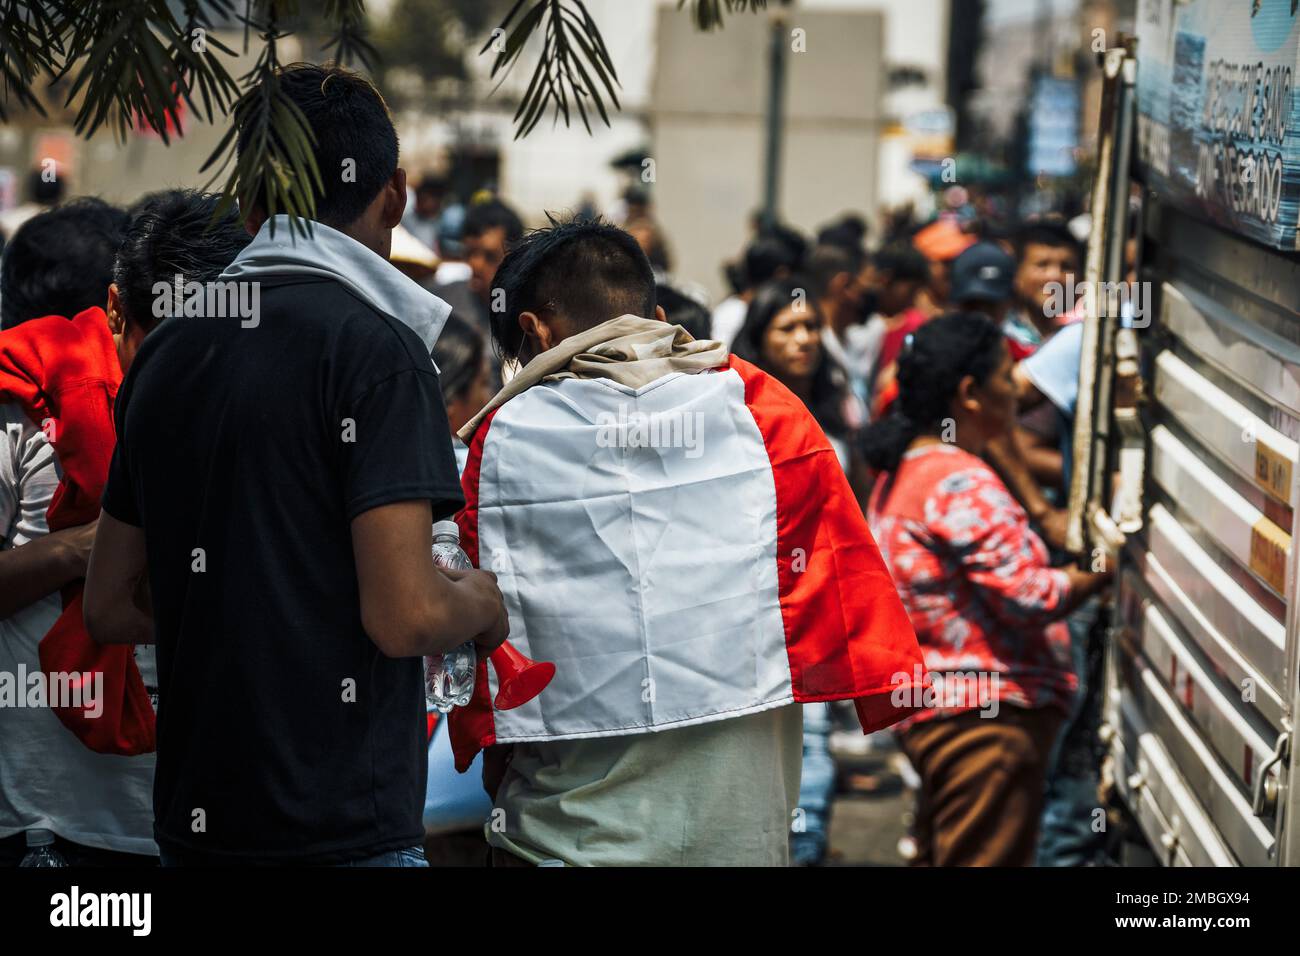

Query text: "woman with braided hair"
[862, 312, 1109, 866]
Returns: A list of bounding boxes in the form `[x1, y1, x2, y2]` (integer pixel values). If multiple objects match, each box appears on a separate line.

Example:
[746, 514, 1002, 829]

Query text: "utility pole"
[762, 1, 794, 231]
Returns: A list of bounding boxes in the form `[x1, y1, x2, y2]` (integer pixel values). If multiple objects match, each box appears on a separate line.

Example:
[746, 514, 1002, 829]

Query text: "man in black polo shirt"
[83, 63, 509, 866]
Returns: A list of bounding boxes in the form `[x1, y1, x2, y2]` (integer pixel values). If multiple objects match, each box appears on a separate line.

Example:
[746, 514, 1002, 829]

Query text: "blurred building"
[951, 0, 1137, 213]
[0, 0, 953, 301]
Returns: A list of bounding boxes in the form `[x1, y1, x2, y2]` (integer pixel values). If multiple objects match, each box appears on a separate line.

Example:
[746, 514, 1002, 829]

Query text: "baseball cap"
[950, 241, 1016, 304]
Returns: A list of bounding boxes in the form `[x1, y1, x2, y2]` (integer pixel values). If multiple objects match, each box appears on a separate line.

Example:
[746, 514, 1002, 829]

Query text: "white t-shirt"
[710, 296, 749, 350]
[0, 404, 158, 855]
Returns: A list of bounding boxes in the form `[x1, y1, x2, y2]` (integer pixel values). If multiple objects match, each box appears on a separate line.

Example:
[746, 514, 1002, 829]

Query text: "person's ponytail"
[861, 407, 920, 473]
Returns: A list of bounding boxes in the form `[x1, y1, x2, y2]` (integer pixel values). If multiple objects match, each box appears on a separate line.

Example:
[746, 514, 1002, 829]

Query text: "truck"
[1075, 0, 1300, 865]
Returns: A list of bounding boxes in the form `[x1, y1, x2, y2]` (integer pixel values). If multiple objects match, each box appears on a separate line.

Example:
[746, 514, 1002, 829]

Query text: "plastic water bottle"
[19, 829, 67, 867]
[426, 520, 477, 712]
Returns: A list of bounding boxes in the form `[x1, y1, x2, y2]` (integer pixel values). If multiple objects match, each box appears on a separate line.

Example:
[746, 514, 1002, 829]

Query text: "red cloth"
[876, 308, 929, 376]
[0, 308, 156, 755]
[448, 359, 925, 772]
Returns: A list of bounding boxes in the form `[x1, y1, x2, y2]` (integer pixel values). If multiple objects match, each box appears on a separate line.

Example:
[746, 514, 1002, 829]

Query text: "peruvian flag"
[449, 355, 924, 772]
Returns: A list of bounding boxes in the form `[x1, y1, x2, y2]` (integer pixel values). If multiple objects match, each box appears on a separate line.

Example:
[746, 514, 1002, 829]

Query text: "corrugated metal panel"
[1145, 504, 1287, 726]
[1150, 425, 1291, 596]
[1134, 594, 1278, 797]
[1125, 652, 1275, 866]
[1162, 282, 1300, 417]
[1109, 203, 1298, 865]
[1154, 351, 1300, 507]
[1110, 686, 1236, 867]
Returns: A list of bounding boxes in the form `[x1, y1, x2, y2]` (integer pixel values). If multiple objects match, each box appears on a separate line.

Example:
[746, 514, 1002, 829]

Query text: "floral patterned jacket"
[866, 443, 1077, 727]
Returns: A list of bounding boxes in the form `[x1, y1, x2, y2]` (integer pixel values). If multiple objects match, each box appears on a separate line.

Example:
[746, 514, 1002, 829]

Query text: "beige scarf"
[458, 315, 729, 441]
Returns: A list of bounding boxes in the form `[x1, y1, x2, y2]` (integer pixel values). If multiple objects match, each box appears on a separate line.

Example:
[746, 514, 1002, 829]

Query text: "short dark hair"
[806, 243, 866, 300]
[816, 214, 867, 252]
[490, 215, 656, 361]
[0, 197, 127, 329]
[432, 312, 487, 407]
[742, 237, 796, 290]
[760, 221, 808, 272]
[112, 190, 252, 333]
[415, 174, 448, 199]
[237, 62, 398, 228]
[27, 167, 65, 206]
[872, 242, 930, 284]
[655, 281, 710, 341]
[463, 199, 524, 244]
[1014, 220, 1080, 264]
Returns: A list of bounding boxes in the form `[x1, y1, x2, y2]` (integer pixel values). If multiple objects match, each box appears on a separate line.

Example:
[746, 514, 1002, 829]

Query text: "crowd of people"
[0, 60, 1112, 868]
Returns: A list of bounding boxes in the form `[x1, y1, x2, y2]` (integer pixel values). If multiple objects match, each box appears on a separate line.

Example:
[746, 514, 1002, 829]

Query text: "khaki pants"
[899, 706, 1064, 867]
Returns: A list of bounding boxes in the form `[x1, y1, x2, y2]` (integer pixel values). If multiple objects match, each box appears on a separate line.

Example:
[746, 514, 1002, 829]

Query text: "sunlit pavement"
[823, 731, 914, 867]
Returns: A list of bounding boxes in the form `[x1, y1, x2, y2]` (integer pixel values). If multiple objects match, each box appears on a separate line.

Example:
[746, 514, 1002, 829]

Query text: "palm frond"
[483, 0, 620, 140]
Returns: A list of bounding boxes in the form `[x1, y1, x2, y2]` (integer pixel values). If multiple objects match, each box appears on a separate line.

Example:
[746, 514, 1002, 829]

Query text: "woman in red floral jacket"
[862, 312, 1109, 866]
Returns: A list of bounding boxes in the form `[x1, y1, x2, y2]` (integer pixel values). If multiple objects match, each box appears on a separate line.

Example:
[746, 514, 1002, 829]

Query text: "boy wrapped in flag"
[450, 217, 924, 866]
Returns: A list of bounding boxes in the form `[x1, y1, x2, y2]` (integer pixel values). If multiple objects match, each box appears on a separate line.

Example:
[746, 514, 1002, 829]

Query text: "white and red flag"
[449, 323, 924, 772]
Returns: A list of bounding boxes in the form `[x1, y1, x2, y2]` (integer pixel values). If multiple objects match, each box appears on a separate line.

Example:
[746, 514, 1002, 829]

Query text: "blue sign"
[1136, 0, 1300, 250]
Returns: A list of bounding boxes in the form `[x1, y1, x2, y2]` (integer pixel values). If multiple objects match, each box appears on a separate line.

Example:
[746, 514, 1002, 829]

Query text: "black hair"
[112, 190, 252, 333]
[872, 242, 930, 284]
[732, 276, 851, 439]
[723, 259, 747, 296]
[415, 175, 448, 198]
[490, 214, 657, 361]
[817, 214, 868, 252]
[432, 312, 486, 407]
[760, 221, 808, 272]
[1014, 220, 1080, 264]
[742, 236, 796, 290]
[27, 167, 65, 206]
[860, 312, 1006, 473]
[655, 281, 710, 341]
[463, 198, 524, 244]
[806, 243, 866, 300]
[237, 62, 398, 228]
[0, 197, 127, 329]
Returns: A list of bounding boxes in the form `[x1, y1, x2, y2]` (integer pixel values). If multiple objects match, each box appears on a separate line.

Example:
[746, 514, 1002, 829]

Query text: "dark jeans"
[0, 832, 158, 867]
[1036, 597, 1109, 866]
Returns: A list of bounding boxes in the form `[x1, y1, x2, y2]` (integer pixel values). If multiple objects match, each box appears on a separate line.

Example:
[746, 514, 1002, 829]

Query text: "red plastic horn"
[489, 642, 555, 710]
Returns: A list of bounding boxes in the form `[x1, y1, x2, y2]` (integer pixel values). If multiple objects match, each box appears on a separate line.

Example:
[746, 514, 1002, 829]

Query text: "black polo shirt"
[102, 275, 462, 864]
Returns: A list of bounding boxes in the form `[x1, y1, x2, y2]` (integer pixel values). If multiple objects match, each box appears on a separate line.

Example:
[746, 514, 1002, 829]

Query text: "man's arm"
[84, 510, 154, 645]
[1016, 425, 1065, 490]
[351, 499, 509, 658]
[983, 430, 1069, 551]
[1013, 361, 1047, 411]
[0, 521, 97, 621]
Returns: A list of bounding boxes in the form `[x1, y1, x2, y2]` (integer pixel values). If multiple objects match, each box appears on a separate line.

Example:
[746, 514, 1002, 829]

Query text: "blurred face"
[445, 355, 493, 436]
[626, 220, 656, 259]
[466, 226, 509, 300]
[1014, 242, 1078, 314]
[967, 341, 1017, 437]
[928, 261, 950, 308]
[867, 269, 922, 318]
[762, 304, 821, 383]
[415, 190, 441, 219]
